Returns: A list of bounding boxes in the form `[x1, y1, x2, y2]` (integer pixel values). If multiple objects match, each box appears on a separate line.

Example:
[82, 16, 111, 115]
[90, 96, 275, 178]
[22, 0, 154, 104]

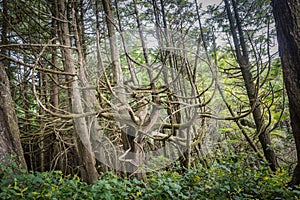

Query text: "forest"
[0, 0, 300, 199]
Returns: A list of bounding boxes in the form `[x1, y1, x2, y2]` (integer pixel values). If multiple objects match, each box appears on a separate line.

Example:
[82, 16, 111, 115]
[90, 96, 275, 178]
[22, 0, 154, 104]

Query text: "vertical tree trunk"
[0, 62, 27, 171]
[102, 0, 147, 179]
[56, 0, 98, 184]
[272, 0, 300, 186]
[224, 0, 278, 171]
[101, 0, 123, 85]
[39, 72, 45, 172]
[50, 3, 59, 112]
[102, 0, 135, 176]
[0, 0, 27, 171]
[0, 0, 10, 76]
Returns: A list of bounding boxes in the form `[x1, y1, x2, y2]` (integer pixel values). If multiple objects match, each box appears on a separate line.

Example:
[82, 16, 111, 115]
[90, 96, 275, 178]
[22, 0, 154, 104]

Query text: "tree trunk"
[102, 0, 148, 179]
[224, 0, 278, 171]
[56, 0, 98, 184]
[0, 62, 27, 171]
[0, 0, 10, 76]
[272, 0, 300, 186]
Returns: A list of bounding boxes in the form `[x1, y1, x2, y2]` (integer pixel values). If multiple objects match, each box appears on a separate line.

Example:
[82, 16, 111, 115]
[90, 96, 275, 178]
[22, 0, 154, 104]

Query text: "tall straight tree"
[0, 0, 27, 171]
[0, 62, 27, 170]
[272, 0, 300, 186]
[223, 0, 278, 171]
[56, 0, 98, 183]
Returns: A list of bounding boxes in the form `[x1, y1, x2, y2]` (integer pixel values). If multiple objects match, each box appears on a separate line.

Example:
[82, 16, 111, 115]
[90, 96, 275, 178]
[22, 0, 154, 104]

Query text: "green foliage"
[1, 155, 299, 200]
[90, 172, 146, 199]
[0, 169, 89, 200]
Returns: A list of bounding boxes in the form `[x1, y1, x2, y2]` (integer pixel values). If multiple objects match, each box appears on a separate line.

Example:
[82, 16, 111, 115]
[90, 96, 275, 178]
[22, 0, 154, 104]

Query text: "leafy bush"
[0, 170, 89, 200]
[1, 154, 300, 199]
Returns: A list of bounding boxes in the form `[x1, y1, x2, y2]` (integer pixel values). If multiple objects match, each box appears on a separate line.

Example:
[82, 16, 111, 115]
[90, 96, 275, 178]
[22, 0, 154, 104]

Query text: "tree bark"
[0, 62, 27, 171]
[0, 0, 10, 76]
[272, 0, 300, 186]
[224, 0, 278, 171]
[102, 0, 149, 179]
[56, 0, 98, 184]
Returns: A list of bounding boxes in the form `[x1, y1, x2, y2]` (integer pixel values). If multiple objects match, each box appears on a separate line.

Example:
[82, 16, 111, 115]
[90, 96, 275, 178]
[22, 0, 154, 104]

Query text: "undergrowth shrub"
[1, 154, 299, 199]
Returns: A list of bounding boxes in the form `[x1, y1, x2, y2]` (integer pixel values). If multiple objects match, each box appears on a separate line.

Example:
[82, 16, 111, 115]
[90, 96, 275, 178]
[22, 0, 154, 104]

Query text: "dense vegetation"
[1, 0, 300, 198]
[1, 154, 300, 199]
